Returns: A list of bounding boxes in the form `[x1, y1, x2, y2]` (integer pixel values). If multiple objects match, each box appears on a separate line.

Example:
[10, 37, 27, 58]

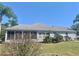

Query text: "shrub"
[0, 31, 5, 43]
[51, 37, 55, 43]
[43, 36, 52, 43]
[43, 34, 63, 43]
[52, 33, 63, 43]
[77, 37, 79, 40]
[0, 39, 41, 56]
[0, 25, 6, 42]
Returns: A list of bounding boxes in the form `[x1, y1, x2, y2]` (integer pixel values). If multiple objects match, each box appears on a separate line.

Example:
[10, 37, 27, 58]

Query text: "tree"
[0, 3, 17, 40]
[72, 14, 79, 36]
[0, 24, 6, 42]
[43, 36, 52, 43]
[4, 17, 18, 27]
[0, 3, 17, 33]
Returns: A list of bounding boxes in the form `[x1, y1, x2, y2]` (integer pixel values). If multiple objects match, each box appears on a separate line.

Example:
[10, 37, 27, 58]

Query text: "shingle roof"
[6, 24, 76, 33]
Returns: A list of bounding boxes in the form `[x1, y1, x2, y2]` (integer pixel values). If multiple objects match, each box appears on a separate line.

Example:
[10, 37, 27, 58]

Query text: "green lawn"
[40, 41, 79, 56]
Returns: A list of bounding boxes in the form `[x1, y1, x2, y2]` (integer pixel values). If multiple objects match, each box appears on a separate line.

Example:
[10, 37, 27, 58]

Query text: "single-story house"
[5, 24, 77, 42]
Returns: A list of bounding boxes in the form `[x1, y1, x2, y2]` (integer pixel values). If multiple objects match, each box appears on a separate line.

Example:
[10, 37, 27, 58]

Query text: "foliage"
[43, 33, 63, 43]
[0, 3, 17, 22]
[73, 14, 79, 24]
[52, 33, 63, 43]
[0, 39, 41, 56]
[0, 3, 17, 34]
[1, 4, 18, 27]
[4, 18, 18, 27]
[0, 3, 18, 42]
[43, 36, 52, 43]
[0, 24, 6, 42]
[72, 14, 79, 35]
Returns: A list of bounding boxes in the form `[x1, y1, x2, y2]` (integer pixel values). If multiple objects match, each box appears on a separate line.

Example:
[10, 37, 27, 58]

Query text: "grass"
[40, 41, 79, 56]
[0, 41, 79, 56]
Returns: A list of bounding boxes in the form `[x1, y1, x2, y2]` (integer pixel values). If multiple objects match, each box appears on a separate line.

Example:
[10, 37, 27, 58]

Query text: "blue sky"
[2, 2, 79, 27]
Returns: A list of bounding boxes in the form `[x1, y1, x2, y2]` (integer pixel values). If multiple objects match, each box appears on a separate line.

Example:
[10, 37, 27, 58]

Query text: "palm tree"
[0, 3, 17, 33]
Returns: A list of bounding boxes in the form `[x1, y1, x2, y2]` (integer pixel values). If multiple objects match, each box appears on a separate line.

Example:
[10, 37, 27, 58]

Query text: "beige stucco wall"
[50, 32, 54, 37]
[68, 33, 76, 40]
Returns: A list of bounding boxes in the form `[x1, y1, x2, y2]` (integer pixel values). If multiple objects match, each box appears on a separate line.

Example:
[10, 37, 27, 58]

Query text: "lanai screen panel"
[31, 32, 37, 39]
[23, 31, 30, 39]
[7, 31, 14, 40]
[15, 31, 22, 40]
[23, 31, 37, 39]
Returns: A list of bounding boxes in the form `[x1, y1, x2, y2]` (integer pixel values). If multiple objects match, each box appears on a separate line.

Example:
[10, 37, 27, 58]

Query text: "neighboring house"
[5, 24, 76, 42]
